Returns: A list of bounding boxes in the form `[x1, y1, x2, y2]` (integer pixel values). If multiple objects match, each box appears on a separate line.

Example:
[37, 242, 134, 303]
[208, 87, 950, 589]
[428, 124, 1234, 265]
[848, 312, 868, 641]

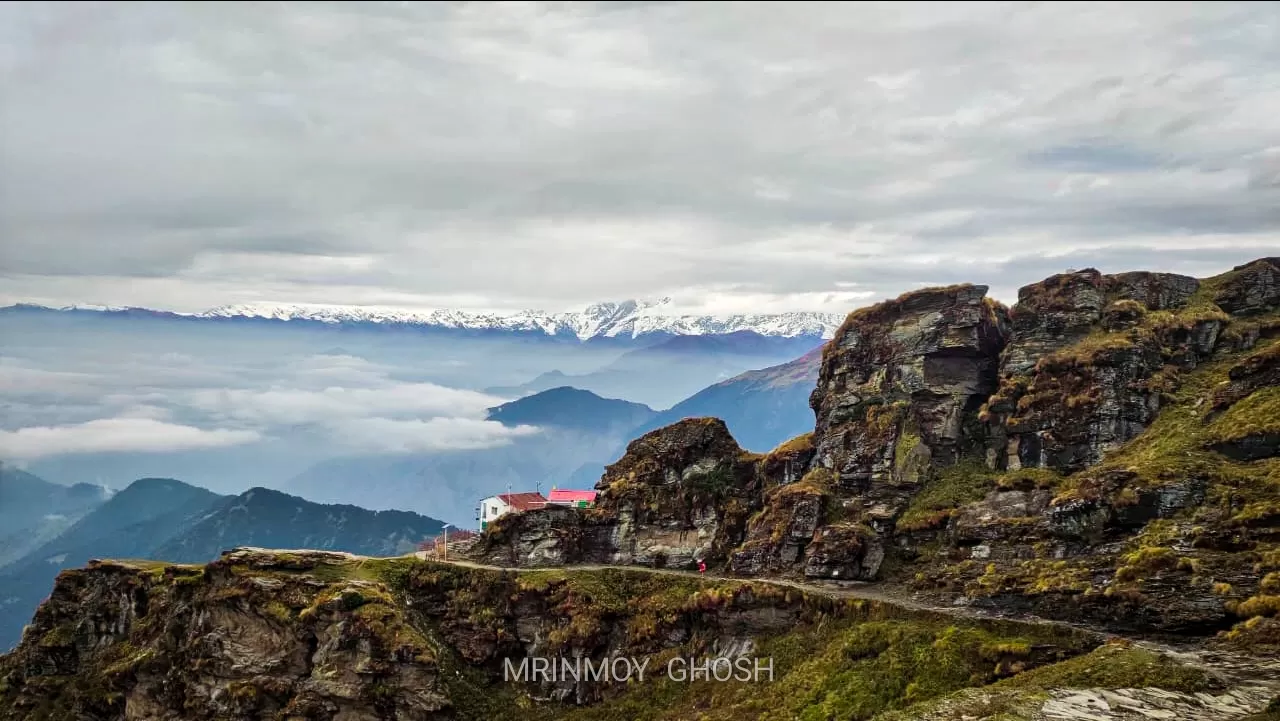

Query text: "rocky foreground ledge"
[1, 547, 1278, 721]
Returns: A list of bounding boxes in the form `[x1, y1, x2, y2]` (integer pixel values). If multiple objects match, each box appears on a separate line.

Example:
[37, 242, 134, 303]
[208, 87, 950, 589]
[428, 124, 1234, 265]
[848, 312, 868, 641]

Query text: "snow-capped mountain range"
[23, 299, 845, 340]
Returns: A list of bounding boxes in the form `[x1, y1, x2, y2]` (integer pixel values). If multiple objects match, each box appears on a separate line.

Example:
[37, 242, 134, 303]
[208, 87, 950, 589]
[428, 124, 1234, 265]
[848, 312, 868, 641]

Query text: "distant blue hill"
[0, 477, 445, 651]
[626, 345, 822, 452]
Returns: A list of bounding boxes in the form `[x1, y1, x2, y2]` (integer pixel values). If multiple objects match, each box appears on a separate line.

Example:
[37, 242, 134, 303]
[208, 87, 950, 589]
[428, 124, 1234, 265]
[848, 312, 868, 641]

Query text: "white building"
[477, 492, 546, 531]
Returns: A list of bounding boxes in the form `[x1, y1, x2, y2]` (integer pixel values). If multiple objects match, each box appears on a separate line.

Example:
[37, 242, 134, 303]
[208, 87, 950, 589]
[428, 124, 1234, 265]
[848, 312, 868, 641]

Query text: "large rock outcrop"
[999, 270, 1108, 376]
[809, 284, 1009, 522]
[983, 267, 1224, 474]
[0, 551, 448, 721]
[989, 336, 1167, 473]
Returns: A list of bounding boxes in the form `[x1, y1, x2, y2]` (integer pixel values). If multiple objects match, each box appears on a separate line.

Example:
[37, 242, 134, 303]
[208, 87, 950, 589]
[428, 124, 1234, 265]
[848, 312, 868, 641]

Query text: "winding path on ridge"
[217, 547, 1280, 719]
[427, 555, 971, 617]
[412, 554, 1280, 698]
[423, 554, 1126, 638]
[419, 556, 1280, 719]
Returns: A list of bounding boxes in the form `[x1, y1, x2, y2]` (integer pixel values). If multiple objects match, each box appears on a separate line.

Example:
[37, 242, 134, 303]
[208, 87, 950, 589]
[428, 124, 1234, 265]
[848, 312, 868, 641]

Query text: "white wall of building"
[479, 495, 510, 528]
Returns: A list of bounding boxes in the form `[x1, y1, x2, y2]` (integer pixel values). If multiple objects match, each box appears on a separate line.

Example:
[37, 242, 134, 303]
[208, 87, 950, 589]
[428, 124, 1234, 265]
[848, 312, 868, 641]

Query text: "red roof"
[547, 489, 598, 503]
[499, 492, 546, 511]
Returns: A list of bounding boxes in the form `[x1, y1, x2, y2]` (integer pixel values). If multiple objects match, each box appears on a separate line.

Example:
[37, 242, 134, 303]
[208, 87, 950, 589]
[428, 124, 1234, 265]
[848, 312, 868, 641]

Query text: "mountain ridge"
[485, 386, 656, 432]
[2, 298, 843, 340]
[627, 345, 822, 451]
[475, 257, 1280, 644]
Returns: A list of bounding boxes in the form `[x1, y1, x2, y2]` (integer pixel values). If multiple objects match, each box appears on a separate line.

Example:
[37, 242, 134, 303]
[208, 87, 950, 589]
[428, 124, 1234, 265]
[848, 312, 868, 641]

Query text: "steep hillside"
[0, 478, 222, 651]
[4, 549, 1277, 721]
[151, 487, 444, 562]
[477, 258, 1280, 643]
[0, 467, 109, 568]
[0, 481, 446, 651]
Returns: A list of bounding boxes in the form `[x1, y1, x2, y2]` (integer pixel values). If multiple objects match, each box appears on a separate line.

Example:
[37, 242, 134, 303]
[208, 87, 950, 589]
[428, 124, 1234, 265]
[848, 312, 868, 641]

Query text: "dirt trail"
[421, 556, 1280, 718]
[425, 556, 1280, 680]
[429, 556, 1084, 628]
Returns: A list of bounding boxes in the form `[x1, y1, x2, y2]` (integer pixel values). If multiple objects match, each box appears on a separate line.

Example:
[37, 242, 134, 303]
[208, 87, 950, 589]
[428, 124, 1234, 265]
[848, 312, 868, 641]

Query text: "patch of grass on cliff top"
[876, 643, 1220, 721]
[97, 558, 201, 573]
[997, 642, 1219, 693]
[772, 467, 833, 500]
[897, 461, 995, 532]
[766, 432, 814, 458]
[1035, 329, 1139, 370]
[1055, 337, 1279, 501]
[558, 615, 1089, 721]
[516, 568, 740, 614]
[1208, 386, 1280, 443]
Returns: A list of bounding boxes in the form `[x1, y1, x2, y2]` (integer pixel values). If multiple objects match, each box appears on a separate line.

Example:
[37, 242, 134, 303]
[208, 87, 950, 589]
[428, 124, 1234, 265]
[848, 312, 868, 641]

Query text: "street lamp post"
[441, 523, 452, 561]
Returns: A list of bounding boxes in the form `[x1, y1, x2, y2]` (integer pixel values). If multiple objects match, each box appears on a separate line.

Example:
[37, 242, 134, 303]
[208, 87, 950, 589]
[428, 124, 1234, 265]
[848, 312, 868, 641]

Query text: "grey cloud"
[1, 2, 1278, 312]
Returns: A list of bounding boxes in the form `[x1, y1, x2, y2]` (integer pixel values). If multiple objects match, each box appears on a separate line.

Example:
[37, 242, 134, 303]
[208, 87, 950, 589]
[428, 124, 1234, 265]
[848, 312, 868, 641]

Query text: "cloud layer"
[0, 418, 260, 461]
[0, 323, 543, 465]
[2, 2, 1276, 312]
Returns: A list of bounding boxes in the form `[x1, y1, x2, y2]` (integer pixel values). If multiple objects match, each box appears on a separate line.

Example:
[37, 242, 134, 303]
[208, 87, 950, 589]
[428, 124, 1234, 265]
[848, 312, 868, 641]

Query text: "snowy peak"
[198, 300, 842, 339]
[9, 300, 844, 340]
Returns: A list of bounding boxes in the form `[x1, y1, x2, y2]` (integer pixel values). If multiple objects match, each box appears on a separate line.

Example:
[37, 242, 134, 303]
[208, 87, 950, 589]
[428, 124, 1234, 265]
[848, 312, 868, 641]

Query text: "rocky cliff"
[478, 258, 1280, 644]
[8, 548, 1280, 721]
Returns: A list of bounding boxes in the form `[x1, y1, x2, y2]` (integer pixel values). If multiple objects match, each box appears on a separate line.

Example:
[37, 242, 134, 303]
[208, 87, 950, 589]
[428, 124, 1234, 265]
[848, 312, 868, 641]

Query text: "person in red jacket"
[697, 559, 706, 574]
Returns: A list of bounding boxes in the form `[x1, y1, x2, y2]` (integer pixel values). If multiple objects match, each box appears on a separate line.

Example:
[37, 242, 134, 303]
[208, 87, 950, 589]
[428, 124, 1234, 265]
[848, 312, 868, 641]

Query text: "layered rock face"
[809, 284, 1008, 517]
[983, 267, 1231, 474]
[1214, 257, 1280, 316]
[902, 259, 1280, 635]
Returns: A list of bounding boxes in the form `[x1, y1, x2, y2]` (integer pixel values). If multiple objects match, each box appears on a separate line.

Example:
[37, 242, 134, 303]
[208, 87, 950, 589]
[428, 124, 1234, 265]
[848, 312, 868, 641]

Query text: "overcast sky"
[1, 1, 1278, 315]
